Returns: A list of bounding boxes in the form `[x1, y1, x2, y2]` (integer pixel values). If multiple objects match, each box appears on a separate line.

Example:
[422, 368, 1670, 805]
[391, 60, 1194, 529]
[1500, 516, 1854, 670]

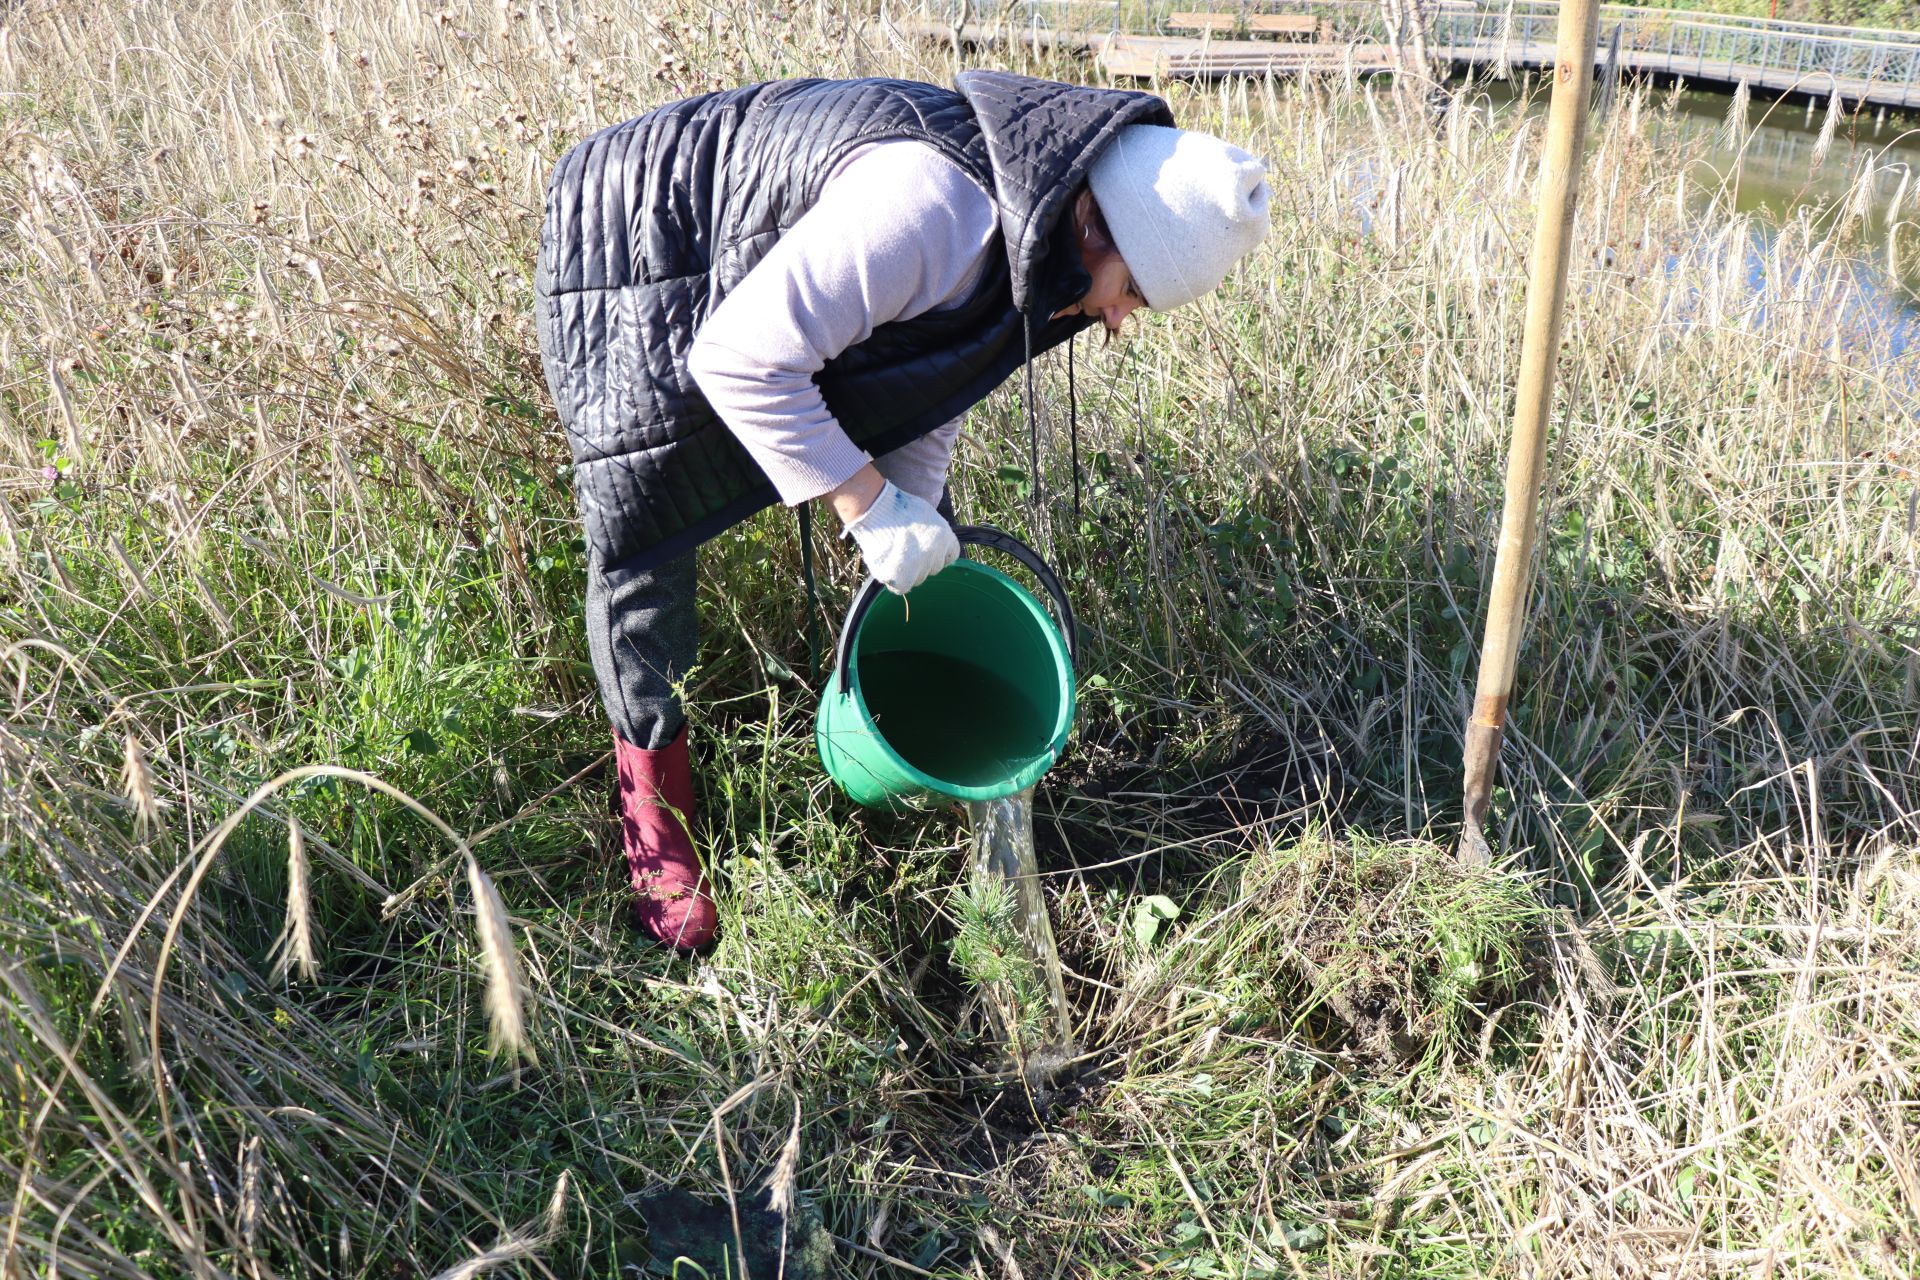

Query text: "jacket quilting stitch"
[535, 72, 1173, 569]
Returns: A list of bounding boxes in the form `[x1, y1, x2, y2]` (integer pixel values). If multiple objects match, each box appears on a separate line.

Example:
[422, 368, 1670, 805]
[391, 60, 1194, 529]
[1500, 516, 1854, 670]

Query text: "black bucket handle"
[832, 525, 1079, 695]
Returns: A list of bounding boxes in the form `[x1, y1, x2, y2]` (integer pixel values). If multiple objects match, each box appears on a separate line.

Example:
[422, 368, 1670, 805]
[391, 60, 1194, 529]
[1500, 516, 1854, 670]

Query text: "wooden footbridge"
[895, 0, 1920, 110]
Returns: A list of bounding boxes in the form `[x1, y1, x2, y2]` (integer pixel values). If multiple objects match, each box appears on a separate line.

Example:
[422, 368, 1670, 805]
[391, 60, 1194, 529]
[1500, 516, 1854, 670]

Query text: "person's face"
[1053, 189, 1147, 335]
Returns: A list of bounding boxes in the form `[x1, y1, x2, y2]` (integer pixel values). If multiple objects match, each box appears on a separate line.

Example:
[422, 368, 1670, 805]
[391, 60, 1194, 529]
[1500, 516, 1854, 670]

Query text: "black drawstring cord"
[798, 502, 820, 684]
[1067, 329, 1081, 526]
[1023, 313, 1042, 524]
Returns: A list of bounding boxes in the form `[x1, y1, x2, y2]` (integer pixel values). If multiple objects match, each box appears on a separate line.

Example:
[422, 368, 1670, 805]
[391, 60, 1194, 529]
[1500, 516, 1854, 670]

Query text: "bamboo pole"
[1459, 0, 1602, 863]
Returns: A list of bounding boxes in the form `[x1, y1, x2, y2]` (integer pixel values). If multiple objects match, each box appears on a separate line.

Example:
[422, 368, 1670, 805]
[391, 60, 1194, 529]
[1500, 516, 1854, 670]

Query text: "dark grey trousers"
[585, 492, 955, 751]
[585, 547, 699, 751]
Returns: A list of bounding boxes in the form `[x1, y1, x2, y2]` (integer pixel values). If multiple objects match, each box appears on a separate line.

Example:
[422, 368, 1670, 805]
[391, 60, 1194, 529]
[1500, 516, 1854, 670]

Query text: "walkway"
[901, 1, 1920, 109]
[1430, 3, 1920, 110]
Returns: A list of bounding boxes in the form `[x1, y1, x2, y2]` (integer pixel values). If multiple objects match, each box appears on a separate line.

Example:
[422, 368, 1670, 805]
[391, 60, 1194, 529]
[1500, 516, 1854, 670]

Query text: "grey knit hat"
[1087, 125, 1271, 310]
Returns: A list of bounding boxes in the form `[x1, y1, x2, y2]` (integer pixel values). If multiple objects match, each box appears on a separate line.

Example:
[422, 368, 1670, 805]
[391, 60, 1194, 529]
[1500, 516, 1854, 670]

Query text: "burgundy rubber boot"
[613, 726, 718, 950]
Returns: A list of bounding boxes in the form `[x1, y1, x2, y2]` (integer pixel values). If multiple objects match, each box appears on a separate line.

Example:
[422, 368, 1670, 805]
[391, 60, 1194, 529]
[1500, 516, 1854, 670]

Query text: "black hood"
[954, 70, 1175, 315]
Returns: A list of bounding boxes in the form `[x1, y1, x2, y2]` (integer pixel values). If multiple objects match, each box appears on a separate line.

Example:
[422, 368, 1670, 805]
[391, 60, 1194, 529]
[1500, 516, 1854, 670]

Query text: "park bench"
[1248, 14, 1319, 37]
[1165, 11, 1323, 41]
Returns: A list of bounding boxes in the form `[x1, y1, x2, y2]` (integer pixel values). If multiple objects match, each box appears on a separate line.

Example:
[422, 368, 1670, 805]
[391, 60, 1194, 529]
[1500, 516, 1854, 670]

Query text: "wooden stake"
[1459, 0, 1601, 862]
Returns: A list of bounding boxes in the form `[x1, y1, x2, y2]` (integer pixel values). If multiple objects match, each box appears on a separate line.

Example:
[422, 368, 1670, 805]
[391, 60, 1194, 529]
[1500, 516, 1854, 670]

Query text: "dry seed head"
[764, 1100, 802, 1216]
[122, 732, 160, 836]
[1844, 157, 1876, 226]
[1717, 81, 1750, 152]
[269, 816, 320, 982]
[237, 1134, 264, 1246]
[466, 856, 534, 1061]
[424, 1170, 568, 1280]
[425, 1238, 543, 1280]
[1812, 89, 1842, 170]
[544, 1170, 569, 1235]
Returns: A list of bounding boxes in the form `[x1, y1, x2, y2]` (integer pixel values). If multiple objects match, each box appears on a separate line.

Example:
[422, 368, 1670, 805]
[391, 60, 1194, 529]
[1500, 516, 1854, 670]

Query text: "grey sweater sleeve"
[685, 142, 999, 507]
[873, 417, 963, 510]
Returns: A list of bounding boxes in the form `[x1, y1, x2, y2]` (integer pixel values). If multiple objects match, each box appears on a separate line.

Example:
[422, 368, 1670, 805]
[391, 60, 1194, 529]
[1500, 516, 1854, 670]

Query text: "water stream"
[965, 789, 1077, 1077]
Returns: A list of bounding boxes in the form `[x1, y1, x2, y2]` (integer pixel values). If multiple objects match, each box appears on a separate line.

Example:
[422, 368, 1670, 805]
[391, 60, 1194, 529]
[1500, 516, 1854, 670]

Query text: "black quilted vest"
[534, 71, 1173, 569]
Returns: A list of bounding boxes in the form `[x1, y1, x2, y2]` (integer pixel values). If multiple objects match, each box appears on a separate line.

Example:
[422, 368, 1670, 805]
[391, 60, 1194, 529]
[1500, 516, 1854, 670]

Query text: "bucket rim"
[838, 559, 1074, 803]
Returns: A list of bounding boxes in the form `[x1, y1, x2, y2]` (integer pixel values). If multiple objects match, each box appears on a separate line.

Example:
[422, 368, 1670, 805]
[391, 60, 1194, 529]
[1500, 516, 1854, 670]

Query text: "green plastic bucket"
[817, 526, 1077, 808]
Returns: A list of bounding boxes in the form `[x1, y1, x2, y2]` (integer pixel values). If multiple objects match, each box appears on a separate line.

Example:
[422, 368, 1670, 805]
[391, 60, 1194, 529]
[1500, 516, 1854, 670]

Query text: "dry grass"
[2, 0, 1918, 1276]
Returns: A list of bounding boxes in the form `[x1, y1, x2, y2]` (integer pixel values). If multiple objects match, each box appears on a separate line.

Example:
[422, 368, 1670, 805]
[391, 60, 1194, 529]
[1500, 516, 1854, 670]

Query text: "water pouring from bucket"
[817, 527, 1078, 1070]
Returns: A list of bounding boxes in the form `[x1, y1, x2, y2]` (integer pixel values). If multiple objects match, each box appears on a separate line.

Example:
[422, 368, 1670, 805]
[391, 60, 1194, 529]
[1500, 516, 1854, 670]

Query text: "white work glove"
[843, 480, 960, 595]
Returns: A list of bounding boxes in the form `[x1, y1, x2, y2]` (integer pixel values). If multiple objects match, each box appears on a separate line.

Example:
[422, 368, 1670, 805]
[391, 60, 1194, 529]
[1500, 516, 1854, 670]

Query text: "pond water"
[1668, 89, 1920, 294]
[1477, 77, 1920, 356]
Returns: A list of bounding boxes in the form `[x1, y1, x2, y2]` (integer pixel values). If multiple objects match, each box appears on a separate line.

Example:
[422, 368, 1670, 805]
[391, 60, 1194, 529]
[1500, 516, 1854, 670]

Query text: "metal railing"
[911, 0, 1920, 104]
[1429, 4, 1920, 103]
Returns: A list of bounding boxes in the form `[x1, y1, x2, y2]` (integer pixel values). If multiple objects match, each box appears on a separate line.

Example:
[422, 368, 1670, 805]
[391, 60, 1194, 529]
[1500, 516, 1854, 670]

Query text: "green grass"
[3, 1, 1919, 1277]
